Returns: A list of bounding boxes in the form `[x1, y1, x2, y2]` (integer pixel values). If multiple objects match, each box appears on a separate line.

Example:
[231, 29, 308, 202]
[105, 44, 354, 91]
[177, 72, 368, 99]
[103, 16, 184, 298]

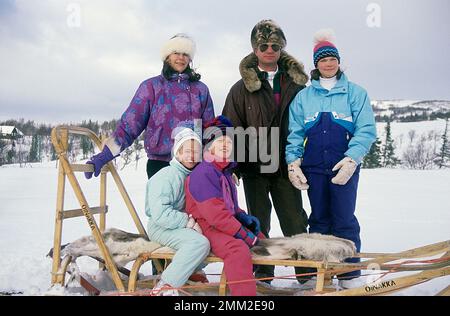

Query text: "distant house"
[0, 126, 24, 139]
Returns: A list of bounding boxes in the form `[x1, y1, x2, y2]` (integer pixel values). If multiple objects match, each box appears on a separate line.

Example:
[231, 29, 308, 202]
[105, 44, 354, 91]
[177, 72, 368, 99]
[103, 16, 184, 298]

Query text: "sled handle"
[51, 126, 147, 237]
[50, 125, 148, 292]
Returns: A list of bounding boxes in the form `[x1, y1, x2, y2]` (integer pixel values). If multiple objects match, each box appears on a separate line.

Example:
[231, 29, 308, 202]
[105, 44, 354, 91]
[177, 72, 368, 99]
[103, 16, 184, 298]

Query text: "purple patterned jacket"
[113, 73, 215, 161]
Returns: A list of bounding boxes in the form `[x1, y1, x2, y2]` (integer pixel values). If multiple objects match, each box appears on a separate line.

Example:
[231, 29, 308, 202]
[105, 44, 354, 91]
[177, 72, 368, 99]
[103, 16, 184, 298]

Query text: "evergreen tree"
[362, 137, 382, 168]
[80, 119, 99, 135]
[381, 119, 400, 167]
[435, 118, 450, 169]
[0, 139, 8, 166]
[29, 134, 39, 162]
[7, 148, 15, 164]
[31, 134, 43, 162]
[50, 143, 57, 161]
[0, 139, 8, 165]
[80, 136, 94, 159]
[37, 135, 42, 162]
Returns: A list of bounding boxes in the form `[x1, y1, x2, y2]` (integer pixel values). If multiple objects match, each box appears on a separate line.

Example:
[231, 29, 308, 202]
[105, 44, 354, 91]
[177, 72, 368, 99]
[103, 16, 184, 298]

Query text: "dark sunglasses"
[258, 43, 281, 52]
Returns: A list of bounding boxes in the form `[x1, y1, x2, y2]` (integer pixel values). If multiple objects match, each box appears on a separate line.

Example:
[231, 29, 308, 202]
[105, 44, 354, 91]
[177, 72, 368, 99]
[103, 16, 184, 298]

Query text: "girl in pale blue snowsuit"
[145, 121, 210, 295]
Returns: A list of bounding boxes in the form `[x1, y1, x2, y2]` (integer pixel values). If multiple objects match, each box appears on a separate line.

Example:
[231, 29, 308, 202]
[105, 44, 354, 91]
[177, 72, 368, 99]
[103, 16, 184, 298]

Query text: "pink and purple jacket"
[185, 160, 246, 238]
[112, 73, 215, 161]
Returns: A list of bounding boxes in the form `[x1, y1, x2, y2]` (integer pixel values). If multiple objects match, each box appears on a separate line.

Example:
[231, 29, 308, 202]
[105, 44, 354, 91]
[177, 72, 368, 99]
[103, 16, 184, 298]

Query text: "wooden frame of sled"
[50, 126, 450, 296]
[127, 239, 450, 296]
[50, 125, 151, 293]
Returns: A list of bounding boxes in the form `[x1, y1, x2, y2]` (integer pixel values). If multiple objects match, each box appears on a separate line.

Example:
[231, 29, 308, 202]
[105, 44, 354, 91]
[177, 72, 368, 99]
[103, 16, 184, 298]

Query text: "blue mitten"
[85, 145, 115, 179]
[235, 212, 261, 236]
[234, 226, 259, 248]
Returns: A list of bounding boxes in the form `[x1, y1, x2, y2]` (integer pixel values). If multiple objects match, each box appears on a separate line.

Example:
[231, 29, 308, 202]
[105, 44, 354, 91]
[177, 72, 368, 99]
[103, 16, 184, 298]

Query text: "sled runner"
[49, 126, 450, 296]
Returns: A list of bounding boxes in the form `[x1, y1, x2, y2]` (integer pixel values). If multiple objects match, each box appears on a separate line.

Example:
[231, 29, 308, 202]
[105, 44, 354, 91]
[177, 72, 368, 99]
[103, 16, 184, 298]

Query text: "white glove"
[331, 157, 357, 185]
[288, 158, 309, 190]
[186, 215, 203, 234]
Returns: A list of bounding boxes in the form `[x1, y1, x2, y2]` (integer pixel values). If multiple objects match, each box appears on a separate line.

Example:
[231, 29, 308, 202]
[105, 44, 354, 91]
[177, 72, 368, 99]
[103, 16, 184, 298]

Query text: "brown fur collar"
[239, 51, 308, 93]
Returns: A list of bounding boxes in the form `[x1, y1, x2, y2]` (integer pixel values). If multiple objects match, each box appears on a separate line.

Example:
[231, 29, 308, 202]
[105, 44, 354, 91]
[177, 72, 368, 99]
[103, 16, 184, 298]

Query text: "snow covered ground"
[0, 120, 449, 296]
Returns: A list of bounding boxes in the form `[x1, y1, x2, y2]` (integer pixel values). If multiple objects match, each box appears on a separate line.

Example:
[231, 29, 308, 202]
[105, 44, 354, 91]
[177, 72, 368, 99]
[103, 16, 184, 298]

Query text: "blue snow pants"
[305, 170, 362, 279]
[299, 112, 362, 279]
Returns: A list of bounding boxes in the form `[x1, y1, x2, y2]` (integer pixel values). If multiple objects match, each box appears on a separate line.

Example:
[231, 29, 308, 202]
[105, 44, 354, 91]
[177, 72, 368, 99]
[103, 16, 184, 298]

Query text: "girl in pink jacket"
[185, 116, 264, 296]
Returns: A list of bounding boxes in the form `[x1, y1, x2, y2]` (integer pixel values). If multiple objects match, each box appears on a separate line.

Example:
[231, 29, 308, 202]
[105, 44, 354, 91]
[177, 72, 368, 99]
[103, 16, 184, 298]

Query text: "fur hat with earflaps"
[240, 19, 308, 92]
[313, 28, 340, 67]
[251, 19, 287, 50]
[239, 51, 308, 92]
[160, 33, 196, 61]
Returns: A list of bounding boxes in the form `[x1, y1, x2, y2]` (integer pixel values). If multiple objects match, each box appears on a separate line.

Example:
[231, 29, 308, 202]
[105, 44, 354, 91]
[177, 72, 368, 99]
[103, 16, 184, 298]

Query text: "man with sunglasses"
[222, 19, 311, 285]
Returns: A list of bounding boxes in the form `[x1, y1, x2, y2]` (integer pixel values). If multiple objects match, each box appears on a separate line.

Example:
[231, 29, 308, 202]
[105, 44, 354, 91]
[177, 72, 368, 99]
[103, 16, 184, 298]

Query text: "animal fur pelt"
[47, 229, 356, 267]
[47, 228, 162, 267]
[251, 233, 356, 263]
[239, 51, 308, 93]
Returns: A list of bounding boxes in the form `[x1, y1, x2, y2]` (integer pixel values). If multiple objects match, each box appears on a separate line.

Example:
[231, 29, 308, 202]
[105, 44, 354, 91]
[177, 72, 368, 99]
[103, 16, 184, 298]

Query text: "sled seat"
[128, 246, 332, 295]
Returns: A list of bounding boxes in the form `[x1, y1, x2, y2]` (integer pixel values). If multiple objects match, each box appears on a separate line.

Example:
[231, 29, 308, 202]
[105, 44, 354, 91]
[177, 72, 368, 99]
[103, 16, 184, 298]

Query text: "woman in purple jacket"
[85, 33, 215, 179]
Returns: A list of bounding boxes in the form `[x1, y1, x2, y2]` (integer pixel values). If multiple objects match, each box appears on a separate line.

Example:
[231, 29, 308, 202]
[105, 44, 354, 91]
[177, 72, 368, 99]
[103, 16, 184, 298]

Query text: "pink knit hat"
[313, 29, 340, 67]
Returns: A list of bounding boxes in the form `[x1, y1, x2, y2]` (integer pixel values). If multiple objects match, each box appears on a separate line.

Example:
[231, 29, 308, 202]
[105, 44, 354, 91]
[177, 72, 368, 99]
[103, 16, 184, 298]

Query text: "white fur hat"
[160, 33, 196, 62]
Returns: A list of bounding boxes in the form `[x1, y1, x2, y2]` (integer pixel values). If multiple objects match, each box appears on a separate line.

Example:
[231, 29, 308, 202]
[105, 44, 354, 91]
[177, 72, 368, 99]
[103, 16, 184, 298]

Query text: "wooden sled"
[49, 126, 450, 296]
[125, 239, 450, 296]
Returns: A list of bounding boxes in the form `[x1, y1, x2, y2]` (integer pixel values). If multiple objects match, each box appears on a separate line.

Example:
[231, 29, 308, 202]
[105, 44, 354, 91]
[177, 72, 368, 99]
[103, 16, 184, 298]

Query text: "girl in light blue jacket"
[145, 121, 210, 295]
[285, 29, 376, 289]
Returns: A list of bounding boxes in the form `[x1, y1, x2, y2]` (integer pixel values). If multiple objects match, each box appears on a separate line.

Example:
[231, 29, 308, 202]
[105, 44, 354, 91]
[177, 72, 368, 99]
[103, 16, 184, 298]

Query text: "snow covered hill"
[372, 100, 450, 122]
[373, 100, 450, 111]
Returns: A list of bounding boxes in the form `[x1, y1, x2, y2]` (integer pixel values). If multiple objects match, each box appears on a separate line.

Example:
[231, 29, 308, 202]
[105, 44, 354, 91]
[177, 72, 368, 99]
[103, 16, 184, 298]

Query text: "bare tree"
[407, 130, 416, 144]
[133, 139, 144, 170]
[120, 147, 134, 170]
[402, 134, 438, 170]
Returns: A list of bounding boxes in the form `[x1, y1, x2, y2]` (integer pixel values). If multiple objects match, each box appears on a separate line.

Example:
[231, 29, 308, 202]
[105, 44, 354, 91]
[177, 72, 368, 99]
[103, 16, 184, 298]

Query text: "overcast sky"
[1, 0, 449, 123]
